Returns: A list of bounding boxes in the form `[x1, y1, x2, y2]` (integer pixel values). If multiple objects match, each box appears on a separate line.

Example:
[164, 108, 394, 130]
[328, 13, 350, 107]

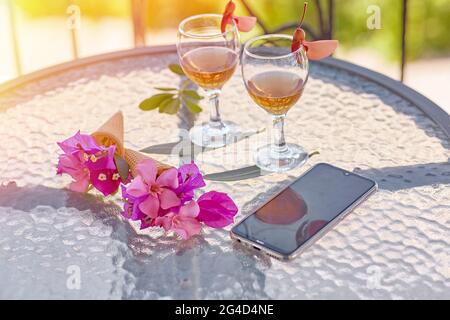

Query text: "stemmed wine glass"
[242, 34, 309, 172]
[177, 14, 241, 148]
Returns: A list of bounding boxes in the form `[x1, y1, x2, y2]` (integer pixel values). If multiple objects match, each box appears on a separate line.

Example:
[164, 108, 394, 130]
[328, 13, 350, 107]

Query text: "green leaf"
[139, 93, 174, 111]
[114, 154, 129, 181]
[184, 98, 203, 113]
[154, 87, 177, 91]
[158, 97, 174, 113]
[159, 98, 180, 115]
[182, 90, 203, 100]
[168, 64, 185, 76]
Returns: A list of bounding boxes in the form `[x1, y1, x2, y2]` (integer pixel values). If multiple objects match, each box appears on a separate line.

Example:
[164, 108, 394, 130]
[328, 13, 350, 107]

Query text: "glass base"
[255, 143, 308, 173]
[189, 121, 240, 148]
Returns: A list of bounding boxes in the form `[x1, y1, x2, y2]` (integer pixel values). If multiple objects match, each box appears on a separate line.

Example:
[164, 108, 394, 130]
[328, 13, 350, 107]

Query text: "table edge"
[0, 45, 449, 139]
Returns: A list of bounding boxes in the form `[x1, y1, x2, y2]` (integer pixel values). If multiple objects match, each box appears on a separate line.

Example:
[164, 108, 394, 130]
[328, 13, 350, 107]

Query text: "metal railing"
[5, 0, 408, 81]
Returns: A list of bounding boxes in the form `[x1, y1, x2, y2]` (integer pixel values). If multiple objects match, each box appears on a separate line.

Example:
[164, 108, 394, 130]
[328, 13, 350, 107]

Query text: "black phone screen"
[232, 163, 376, 256]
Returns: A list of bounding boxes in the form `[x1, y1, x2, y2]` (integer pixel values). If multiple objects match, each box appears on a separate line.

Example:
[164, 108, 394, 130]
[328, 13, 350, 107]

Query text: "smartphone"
[231, 163, 377, 260]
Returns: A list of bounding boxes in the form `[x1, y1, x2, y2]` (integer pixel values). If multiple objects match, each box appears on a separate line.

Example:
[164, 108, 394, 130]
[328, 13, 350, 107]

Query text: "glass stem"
[271, 114, 288, 154]
[206, 89, 224, 129]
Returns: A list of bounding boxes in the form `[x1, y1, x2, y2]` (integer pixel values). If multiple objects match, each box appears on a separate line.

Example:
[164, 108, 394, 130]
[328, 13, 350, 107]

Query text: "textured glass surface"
[0, 51, 449, 299]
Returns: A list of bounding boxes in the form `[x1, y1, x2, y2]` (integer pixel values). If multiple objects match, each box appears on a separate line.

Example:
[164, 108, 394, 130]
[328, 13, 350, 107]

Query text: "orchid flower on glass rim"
[221, 0, 257, 33]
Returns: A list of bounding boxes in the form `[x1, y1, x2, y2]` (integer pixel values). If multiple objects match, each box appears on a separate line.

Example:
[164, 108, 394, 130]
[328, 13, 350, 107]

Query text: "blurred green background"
[12, 0, 450, 62]
[2, 0, 449, 110]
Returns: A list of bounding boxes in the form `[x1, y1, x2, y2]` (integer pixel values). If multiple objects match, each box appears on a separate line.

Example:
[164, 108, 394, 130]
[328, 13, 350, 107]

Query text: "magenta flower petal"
[57, 154, 86, 180]
[167, 205, 202, 240]
[126, 176, 148, 198]
[156, 167, 179, 189]
[159, 188, 181, 209]
[178, 163, 205, 186]
[197, 191, 238, 228]
[84, 145, 117, 171]
[136, 159, 157, 184]
[77, 131, 99, 150]
[175, 162, 206, 202]
[154, 214, 172, 231]
[179, 200, 199, 218]
[58, 131, 99, 154]
[57, 131, 121, 195]
[69, 177, 90, 193]
[56, 154, 74, 174]
[121, 185, 146, 221]
[121, 159, 185, 230]
[90, 169, 121, 196]
[57, 153, 90, 193]
[130, 201, 145, 221]
[139, 196, 160, 218]
[171, 216, 202, 240]
[139, 217, 155, 230]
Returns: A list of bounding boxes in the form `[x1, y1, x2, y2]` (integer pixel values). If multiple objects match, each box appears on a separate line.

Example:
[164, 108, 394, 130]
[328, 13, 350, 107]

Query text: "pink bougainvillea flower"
[175, 162, 206, 202]
[57, 153, 84, 180]
[125, 159, 180, 219]
[197, 191, 238, 228]
[117, 159, 239, 238]
[58, 130, 116, 171]
[95, 145, 130, 197]
[122, 184, 156, 230]
[160, 200, 202, 240]
[122, 185, 144, 221]
[83, 146, 117, 172]
[57, 131, 121, 196]
[57, 153, 90, 193]
[221, 0, 257, 33]
[57, 130, 98, 155]
[90, 168, 123, 196]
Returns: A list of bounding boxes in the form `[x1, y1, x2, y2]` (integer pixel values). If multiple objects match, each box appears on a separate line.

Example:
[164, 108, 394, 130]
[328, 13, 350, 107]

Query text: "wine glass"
[177, 14, 241, 148]
[242, 34, 309, 172]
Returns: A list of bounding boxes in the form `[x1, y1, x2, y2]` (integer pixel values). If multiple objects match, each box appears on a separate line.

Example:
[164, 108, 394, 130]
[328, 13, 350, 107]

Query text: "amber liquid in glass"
[247, 71, 304, 115]
[181, 47, 238, 89]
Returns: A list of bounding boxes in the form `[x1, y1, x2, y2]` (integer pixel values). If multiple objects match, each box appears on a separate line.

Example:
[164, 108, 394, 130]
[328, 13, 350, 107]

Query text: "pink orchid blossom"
[197, 191, 238, 228]
[119, 160, 239, 239]
[125, 159, 180, 219]
[221, 0, 257, 33]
